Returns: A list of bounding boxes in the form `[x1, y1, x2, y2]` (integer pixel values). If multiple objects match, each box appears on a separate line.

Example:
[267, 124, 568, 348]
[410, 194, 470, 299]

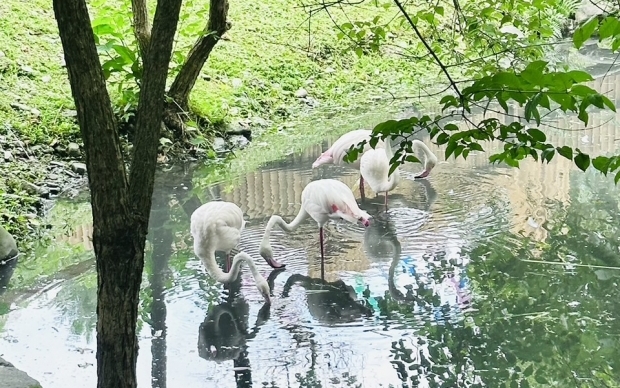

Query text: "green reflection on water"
[379, 169, 620, 387]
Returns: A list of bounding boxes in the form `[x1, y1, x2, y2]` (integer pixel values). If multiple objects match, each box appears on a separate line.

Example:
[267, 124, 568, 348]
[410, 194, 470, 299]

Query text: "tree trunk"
[164, 0, 231, 136]
[53, 0, 183, 387]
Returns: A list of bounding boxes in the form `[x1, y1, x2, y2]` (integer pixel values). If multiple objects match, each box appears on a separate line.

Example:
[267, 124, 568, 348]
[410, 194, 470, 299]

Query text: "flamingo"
[190, 201, 271, 303]
[360, 134, 401, 210]
[312, 130, 439, 198]
[259, 179, 371, 272]
[312, 129, 381, 199]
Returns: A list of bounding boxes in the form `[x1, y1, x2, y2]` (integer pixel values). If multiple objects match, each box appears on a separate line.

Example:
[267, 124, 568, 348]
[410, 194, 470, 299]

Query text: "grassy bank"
[0, 0, 436, 240]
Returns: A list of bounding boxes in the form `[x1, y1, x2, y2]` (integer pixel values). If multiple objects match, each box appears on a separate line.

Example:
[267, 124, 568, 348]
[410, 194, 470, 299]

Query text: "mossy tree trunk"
[163, 0, 231, 137]
[52, 0, 182, 387]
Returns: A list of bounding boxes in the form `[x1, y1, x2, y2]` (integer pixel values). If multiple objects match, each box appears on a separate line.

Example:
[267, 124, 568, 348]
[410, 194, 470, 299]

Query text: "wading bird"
[360, 135, 401, 210]
[259, 179, 371, 273]
[191, 201, 271, 303]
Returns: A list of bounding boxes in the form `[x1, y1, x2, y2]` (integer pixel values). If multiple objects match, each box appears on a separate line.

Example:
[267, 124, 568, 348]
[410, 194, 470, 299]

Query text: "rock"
[231, 78, 243, 88]
[294, 88, 308, 98]
[9, 102, 32, 113]
[213, 137, 227, 153]
[17, 65, 34, 77]
[0, 356, 42, 388]
[54, 145, 67, 156]
[228, 135, 250, 150]
[67, 142, 80, 157]
[3, 150, 13, 162]
[62, 109, 77, 117]
[71, 162, 87, 175]
[30, 108, 41, 118]
[41, 75, 51, 83]
[19, 181, 48, 197]
[0, 225, 18, 262]
[324, 67, 336, 74]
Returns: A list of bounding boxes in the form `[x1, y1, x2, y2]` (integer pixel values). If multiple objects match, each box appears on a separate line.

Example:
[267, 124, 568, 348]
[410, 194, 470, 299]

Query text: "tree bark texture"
[132, 0, 152, 56]
[167, 0, 231, 110]
[129, 0, 183, 224]
[53, 0, 183, 387]
[53, 1, 142, 387]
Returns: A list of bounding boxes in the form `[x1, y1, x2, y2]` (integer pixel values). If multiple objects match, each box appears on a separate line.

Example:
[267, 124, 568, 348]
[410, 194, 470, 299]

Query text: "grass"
[0, 0, 441, 239]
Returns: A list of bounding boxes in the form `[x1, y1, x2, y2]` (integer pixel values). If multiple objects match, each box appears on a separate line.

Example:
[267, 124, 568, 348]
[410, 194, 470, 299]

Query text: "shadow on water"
[4, 55, 620, 387]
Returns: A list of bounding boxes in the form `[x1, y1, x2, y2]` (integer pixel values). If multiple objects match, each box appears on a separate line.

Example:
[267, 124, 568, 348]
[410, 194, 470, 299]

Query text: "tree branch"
[132, 0, 151, 56]
[53, 0, 130, 233]
[392, 0, 462, 98]
[129, 0, 184, 223]
[167, 0, 231, 109]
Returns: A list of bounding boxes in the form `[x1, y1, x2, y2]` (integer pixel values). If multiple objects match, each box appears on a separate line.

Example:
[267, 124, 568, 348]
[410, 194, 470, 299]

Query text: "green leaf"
[445, 141, 458, 160]
[598, 16, 620, 40]
[573, 17, 599, 49]
[566, 70, 594, 83]
[615, 170, 620, 184]
[592, 156, 611, 174]
[556, 146, 573, 160]
[527, 128, 546, 142]
[354, 47, 363, 58]
[436, 133, 450, 145]
[574, 152, 591, 171]
[523, 364, 534, 377]
[469, 142, 484, 152]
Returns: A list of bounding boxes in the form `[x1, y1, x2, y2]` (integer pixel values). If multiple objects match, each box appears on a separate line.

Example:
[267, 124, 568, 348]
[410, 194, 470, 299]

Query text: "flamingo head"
[414, 157, 438, 179]
[312, 152, 333, 168]
[357, 210, 371, 227]
[259, 243, 286, 269]
[256, 278, 272, 304]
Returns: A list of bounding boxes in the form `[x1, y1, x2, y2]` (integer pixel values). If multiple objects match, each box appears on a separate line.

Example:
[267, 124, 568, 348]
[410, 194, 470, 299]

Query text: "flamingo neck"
[197, 226, 264, 285]
[412, 140, 436, 166]
[260, 212, 307, 254]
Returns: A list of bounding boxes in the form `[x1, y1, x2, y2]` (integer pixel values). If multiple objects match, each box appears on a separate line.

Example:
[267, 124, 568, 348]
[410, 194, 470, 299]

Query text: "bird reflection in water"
[197, 268, 285, 387]
[281, 274, 374, 325]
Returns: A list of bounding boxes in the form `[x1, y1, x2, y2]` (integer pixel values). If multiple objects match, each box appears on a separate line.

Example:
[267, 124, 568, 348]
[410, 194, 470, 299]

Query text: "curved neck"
[200, 248, 262, 284]
[412, 140, 434, 164]
[260, 211, 308, 251]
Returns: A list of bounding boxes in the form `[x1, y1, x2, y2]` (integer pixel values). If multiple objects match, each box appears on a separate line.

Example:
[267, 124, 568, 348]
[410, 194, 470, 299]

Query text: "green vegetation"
[0, 0, 438, 240]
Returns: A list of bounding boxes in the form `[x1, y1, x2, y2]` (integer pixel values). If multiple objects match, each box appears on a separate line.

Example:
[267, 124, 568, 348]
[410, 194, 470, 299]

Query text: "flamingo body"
[259, 179, 371, 270]
[190, 201, 271, 302]
[360, 136, 401, 209]
[190, 201, 244, 271]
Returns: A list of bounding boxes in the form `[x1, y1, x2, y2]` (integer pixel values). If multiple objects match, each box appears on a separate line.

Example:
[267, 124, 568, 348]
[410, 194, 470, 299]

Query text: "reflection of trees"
[380, 170, 620, 387]
[197, 269, 284, 388]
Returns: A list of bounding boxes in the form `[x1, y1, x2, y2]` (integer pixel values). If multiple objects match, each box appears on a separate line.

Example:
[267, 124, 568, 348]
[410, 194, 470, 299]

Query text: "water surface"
[2, 62, 620, 388]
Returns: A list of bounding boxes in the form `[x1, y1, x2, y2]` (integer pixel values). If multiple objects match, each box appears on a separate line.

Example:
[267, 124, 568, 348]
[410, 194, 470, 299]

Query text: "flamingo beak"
[414, 169, 430, 179]
[265, 257, 286, 269]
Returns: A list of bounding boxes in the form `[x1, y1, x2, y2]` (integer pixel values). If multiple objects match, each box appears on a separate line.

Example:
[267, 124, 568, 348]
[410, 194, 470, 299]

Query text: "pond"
[2, 61, 620, 388]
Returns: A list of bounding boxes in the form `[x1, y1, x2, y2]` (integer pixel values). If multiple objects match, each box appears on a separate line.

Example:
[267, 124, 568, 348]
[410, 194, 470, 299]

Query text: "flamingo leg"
[359, 176, 365, 201]
[384, 191, 389, 211]
[226, 253, 231, 273]
[319, 226, 325, 280]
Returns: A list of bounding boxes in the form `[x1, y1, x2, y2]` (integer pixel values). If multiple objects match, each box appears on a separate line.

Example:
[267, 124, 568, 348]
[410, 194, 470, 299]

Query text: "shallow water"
[3, 64, 620, 388]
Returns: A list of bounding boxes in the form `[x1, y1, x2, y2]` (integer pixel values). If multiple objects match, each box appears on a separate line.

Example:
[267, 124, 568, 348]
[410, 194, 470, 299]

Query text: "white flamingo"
[312, 130, 438, 197]
[259, 179, 371, 270]
[190, 201, 271, 303]
[360, 135, 401, 209]
[312, 129, 381, 199]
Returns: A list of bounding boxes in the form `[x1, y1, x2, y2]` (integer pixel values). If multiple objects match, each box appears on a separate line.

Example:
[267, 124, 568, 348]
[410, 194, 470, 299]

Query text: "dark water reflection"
[3, 74, 620, 387]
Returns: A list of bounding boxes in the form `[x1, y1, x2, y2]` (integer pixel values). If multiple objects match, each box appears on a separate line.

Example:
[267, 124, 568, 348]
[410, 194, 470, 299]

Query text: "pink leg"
[319, 227, 325, 280]
[384, 191, 389, 211]
[360, 176, 365, 201]
[226, 254, 231, 273]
